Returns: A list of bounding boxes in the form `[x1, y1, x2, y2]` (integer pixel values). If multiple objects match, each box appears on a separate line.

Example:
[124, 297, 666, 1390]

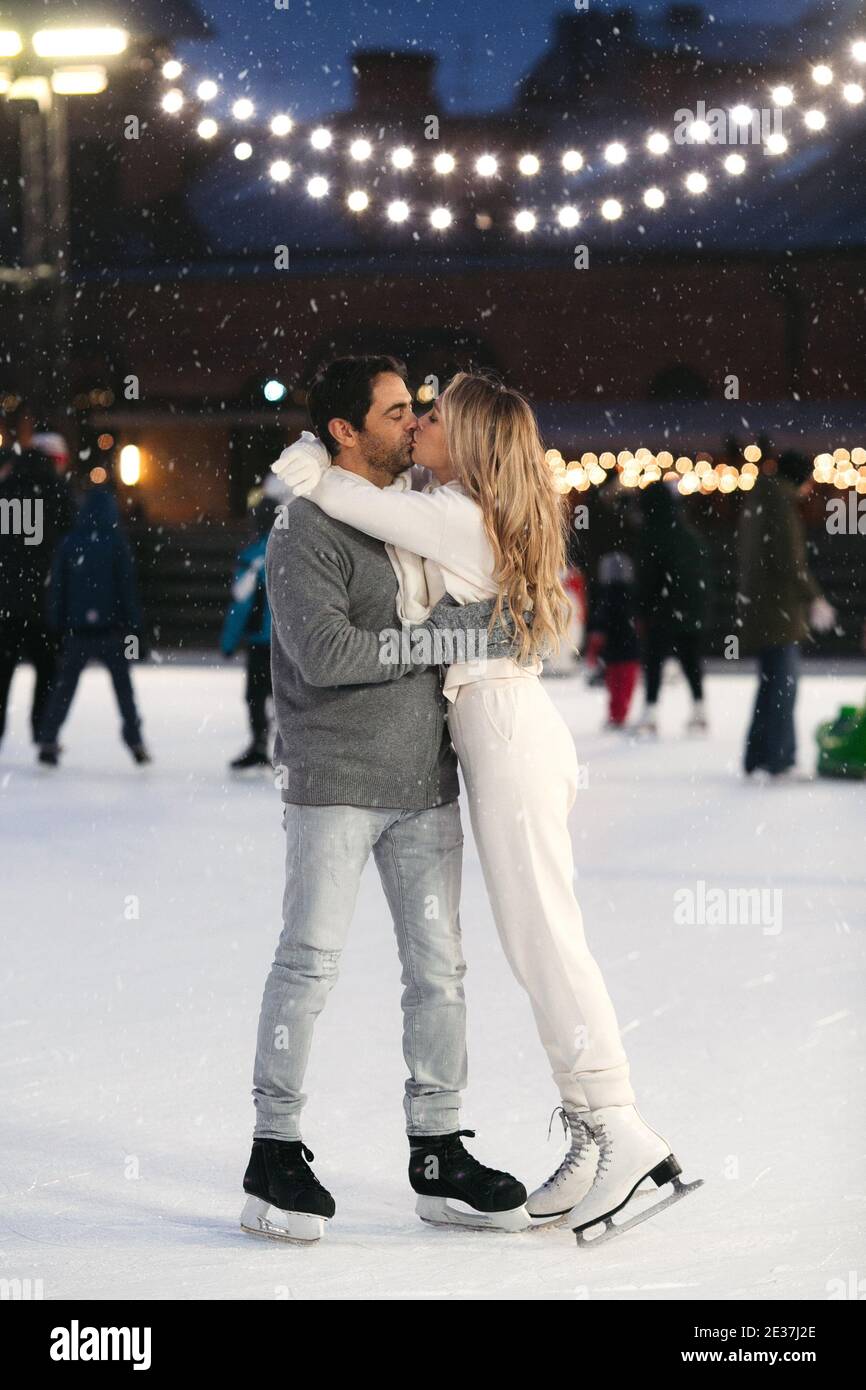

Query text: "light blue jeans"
[252, 800, 467, 1139]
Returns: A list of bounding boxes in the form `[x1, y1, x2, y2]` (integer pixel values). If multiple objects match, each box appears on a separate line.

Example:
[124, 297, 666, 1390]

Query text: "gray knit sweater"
[266, 498, 459, 809]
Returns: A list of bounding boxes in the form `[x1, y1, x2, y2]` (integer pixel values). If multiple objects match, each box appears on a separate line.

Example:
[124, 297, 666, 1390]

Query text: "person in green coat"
[737, 451, 835, 777]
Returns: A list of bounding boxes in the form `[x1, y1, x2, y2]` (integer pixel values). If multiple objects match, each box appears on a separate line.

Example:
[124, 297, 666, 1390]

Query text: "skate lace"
[445, 1130, 508, 1192]
[546, 1107, 593, 1181]
[588, 1118, 613, 1176]
[272, 1142, 321, 1182]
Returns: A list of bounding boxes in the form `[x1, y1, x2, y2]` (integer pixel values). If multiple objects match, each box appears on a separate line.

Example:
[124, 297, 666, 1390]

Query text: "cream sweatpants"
[447, 673, 635, 1112]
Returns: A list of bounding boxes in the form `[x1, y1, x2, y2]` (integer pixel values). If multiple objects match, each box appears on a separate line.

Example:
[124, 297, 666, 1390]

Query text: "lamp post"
[1, 23, 129, 423]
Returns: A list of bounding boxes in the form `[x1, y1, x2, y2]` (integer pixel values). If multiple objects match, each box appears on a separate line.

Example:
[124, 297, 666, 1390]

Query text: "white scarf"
[381, 471, 446, 622]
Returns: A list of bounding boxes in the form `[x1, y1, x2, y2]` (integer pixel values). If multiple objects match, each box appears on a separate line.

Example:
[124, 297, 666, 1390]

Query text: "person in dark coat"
[37, 488, 151, 766]
[635, 480, 710, 734]
[0, 405, 76, 750]
[221, 491, 275, 769]
[738, 451, 834, 777]
[584, 550, 641, 728]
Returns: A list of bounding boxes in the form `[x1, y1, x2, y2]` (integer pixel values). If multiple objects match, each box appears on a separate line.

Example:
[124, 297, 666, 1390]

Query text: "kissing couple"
[240, 356, 693, 1244]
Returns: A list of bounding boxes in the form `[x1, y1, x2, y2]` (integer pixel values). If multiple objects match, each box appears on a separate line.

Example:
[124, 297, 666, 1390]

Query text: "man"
[241, 356, 527, 1242]
[738, 449, 835, 778]
[0, 404, 75, 752]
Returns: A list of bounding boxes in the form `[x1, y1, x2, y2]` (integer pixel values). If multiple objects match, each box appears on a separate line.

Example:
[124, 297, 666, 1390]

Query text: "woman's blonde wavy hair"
[438, 372, 571, 665]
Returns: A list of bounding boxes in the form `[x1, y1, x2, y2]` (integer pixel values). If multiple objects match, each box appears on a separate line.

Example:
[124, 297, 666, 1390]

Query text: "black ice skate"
[229, 743, 269, 771]
[241, 1138, 335, 1244]
[409, 1129, 530, 1232]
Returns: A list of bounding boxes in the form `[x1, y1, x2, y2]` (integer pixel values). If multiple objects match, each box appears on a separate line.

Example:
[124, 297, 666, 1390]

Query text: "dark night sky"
[176, 0, 853, 120]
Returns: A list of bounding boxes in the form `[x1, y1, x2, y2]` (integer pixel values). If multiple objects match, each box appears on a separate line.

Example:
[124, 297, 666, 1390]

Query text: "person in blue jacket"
[221, 492, 275, 770]
[37, 488, 150, 766]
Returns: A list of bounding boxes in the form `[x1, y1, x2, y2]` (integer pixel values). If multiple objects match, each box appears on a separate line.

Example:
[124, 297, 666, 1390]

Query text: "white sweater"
[306, 466, 541, 700]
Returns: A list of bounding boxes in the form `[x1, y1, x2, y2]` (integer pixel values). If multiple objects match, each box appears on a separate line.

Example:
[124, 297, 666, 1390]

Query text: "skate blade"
[415, 1195, 531, 1232]
[528, 1209, 574, 1229]
[240, 1195, 327, 1244]
[574, 1176, 704, 1247]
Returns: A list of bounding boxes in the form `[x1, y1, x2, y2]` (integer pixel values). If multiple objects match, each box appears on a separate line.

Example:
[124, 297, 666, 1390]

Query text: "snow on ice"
[1, 662, 864, 1300]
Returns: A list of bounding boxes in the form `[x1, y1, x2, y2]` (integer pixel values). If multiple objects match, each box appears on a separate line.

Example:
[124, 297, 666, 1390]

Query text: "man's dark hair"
[307, 355, 408, 457]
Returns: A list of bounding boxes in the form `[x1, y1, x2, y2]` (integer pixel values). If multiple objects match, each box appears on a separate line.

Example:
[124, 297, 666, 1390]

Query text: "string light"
[347, 189, 369, 211]
[387, 199, 410, 222]
[157, 33, 866, 240]
[269, 160, 291, 182]
[307, 174, 328, 197]
[514, 209, 536, 232]
[542, 441, 866, 496]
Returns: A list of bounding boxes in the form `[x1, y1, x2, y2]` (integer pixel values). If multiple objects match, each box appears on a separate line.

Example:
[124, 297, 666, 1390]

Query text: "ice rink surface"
[2, 661, 864, 1301]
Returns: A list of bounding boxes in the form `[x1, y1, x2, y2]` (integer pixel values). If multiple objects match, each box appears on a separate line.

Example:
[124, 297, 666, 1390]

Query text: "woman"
[273, 373, 686, 1235]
